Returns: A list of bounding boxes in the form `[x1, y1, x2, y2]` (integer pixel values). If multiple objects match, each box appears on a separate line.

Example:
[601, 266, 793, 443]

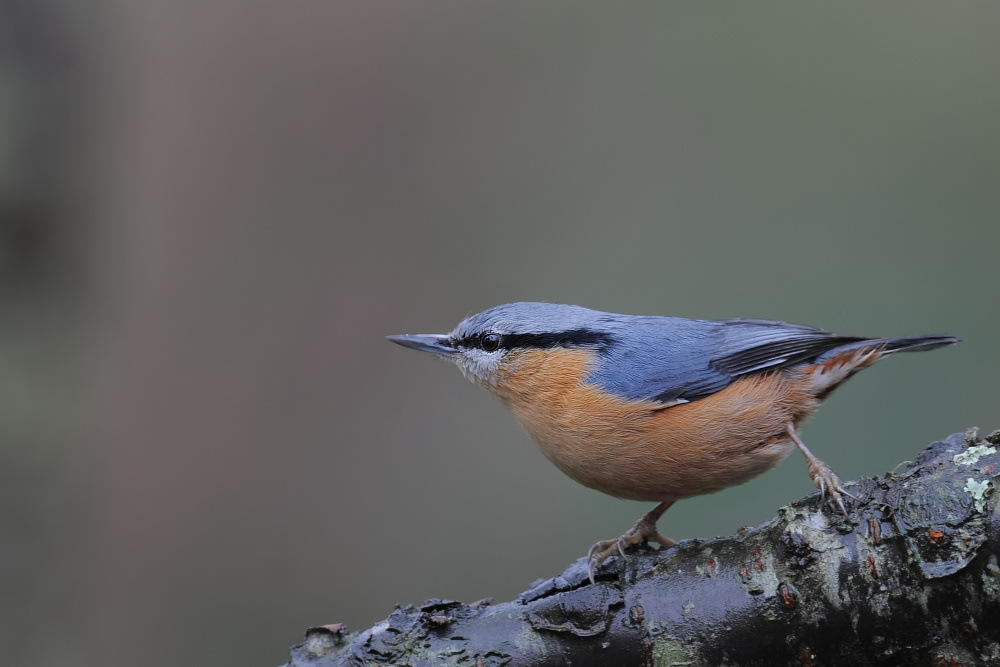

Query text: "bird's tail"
[878, 334, 962, 354]
[807, 333, 959, 397]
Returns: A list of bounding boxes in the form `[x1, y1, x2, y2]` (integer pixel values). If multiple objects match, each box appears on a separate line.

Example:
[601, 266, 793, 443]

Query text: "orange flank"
[493, 348, 819, 502]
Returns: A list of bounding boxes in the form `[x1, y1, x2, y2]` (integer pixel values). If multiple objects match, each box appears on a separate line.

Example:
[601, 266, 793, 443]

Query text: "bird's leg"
[587, 500, 675, 584]
[786, 424, 858, 516]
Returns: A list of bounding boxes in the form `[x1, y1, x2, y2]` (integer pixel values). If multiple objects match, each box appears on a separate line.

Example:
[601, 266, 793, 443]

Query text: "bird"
[387, 302, 959, 583]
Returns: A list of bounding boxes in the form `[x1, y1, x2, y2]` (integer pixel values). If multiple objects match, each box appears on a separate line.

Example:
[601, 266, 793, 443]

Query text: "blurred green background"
[2, 2, 998, 666]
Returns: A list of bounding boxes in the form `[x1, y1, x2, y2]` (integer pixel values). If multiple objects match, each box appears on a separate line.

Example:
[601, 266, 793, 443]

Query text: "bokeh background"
[3, 2, 999, 665]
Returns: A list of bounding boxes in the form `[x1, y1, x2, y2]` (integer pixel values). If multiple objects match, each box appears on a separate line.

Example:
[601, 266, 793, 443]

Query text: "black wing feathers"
[711, 333, 867, 378]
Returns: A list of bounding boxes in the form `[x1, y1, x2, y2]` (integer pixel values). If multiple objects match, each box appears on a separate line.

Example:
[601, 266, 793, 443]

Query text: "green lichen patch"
[652, 638, 696, 667]
[964, 477, 992, 513]
[953, 445, 998, 466]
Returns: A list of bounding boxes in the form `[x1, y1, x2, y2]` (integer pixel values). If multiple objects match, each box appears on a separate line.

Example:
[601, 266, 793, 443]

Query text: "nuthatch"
[388, 303, 959, 583]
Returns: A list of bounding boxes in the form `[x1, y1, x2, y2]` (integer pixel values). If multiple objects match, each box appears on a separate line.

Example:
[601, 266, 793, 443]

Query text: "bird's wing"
[589, 317, 867, 406]
[709, 319, 867, 379]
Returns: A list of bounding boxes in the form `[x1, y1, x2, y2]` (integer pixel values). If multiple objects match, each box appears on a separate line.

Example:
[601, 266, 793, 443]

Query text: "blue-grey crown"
[451, 302, 616, 351]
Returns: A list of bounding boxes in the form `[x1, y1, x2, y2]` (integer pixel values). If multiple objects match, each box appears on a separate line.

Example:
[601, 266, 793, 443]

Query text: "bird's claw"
[616, 539, 628, 559]
[807, 460, 856, 516]
[586, 517, 675, 585]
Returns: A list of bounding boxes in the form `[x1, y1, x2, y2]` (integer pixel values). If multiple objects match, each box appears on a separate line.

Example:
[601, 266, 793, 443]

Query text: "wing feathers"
[587, 317, 957, 408]
[711, 333, 867, 379]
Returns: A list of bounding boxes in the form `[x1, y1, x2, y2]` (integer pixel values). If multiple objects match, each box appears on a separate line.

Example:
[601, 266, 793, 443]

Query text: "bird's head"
[387, 302, 614, 388]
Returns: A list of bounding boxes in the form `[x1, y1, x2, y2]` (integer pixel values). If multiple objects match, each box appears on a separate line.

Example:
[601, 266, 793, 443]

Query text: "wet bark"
[284, 430, 1000, 667]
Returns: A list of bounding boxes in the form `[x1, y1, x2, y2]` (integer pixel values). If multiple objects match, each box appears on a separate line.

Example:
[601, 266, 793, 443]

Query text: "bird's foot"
[806, 458, 859, 516]
[786, 424, 859, 517]
[587, 513, 675, 585]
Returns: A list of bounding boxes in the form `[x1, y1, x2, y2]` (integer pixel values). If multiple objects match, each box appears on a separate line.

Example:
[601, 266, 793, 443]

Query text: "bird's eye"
[480, 333, 501, 352]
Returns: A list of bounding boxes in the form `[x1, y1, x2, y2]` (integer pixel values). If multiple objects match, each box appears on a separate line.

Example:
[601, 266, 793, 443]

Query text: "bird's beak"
[386, 333, 457, 356]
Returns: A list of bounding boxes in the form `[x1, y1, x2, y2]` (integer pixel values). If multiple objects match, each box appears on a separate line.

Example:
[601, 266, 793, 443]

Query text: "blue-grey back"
[454, 302, 868, 404]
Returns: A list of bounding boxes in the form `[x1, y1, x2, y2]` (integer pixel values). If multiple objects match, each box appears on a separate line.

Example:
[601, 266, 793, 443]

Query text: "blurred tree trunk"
[283, 430, 1000, 667]
[0, 3, 97, 665]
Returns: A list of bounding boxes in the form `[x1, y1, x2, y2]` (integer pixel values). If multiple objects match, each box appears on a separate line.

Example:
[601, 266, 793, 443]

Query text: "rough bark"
[284, 430, 1000, 666]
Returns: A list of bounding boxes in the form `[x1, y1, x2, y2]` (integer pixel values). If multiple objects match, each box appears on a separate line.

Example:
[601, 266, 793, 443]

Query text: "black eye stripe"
[456, 329, 614, 352]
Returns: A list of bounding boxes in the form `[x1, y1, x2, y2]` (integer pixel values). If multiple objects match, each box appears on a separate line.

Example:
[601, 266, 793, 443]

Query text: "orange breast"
[491, 348, 819, 501]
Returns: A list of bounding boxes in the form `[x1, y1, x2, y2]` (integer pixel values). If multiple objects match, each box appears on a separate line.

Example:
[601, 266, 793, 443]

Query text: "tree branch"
[284, 430, 1000, 666]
